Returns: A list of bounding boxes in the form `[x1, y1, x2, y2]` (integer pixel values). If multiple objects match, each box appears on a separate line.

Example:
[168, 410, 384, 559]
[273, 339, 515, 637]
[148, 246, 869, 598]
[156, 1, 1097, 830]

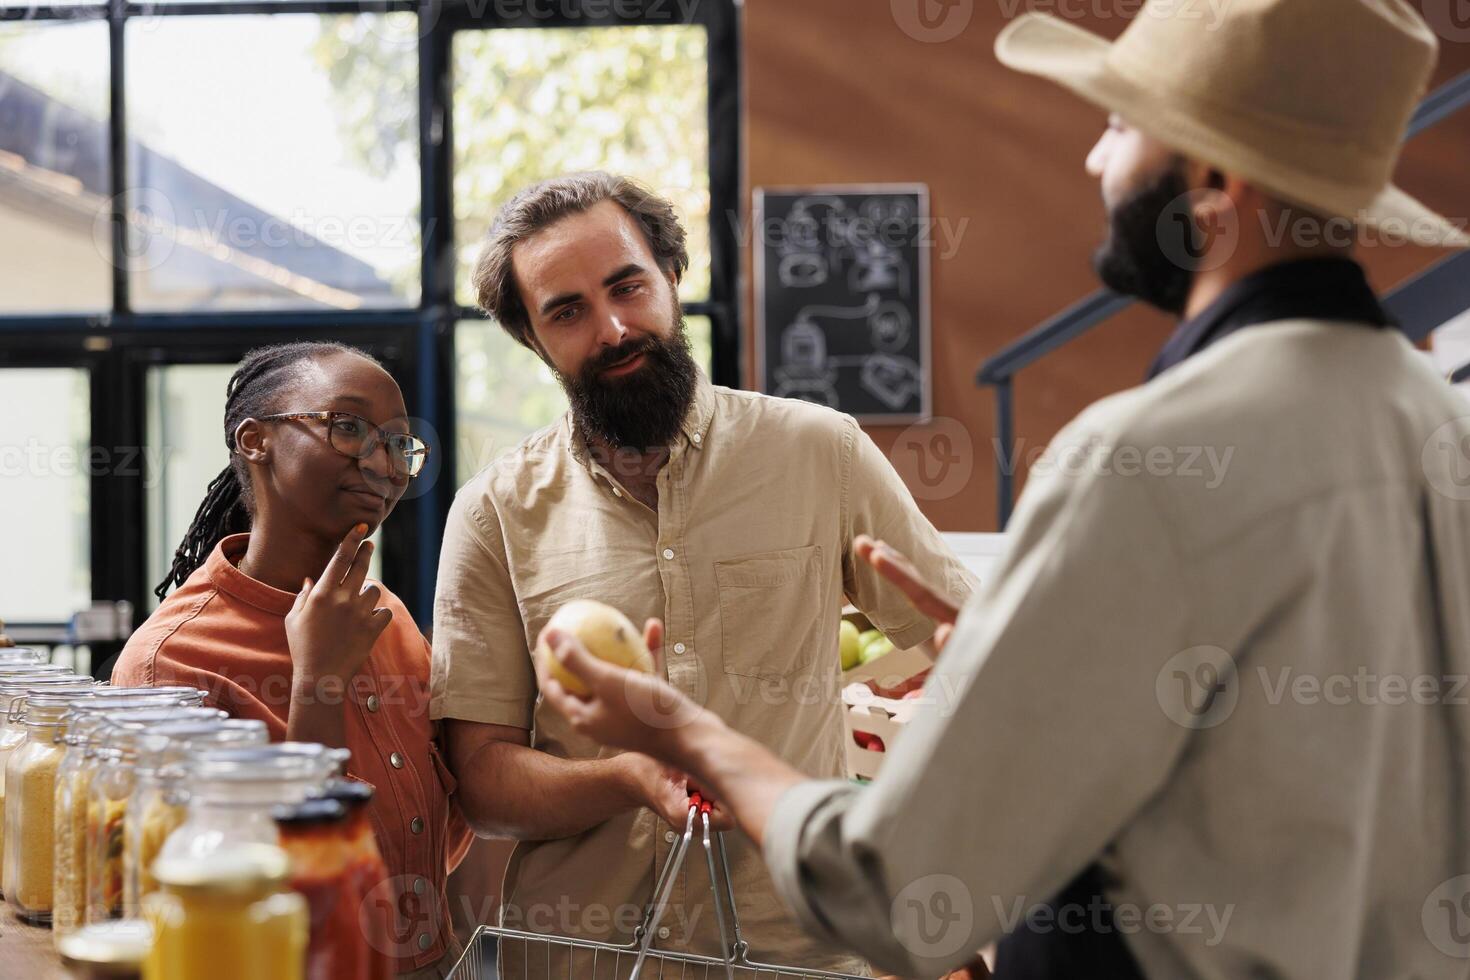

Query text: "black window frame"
[0, 0, 741, 656]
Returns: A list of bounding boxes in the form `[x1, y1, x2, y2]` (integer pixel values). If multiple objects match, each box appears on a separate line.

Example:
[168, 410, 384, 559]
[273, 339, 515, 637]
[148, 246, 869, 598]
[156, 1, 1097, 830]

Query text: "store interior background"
[4, 0, 1470, 930]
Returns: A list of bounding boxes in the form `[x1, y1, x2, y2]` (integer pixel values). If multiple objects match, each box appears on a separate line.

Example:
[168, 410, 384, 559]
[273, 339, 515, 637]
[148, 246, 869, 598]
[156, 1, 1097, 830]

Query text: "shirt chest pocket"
[714, 544, 824, 679]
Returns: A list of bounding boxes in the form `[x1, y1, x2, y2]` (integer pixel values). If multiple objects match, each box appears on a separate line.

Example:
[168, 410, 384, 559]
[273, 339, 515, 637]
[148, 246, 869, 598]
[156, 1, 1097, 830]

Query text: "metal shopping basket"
[448, 794, 867, 980]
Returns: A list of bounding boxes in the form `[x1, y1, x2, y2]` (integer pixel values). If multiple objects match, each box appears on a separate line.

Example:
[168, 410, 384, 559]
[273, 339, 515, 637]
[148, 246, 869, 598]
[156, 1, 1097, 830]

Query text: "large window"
[0, 1, 739, 645]
[0, 368, 91, 621]
[448, 23, 714, 482]
[0, 19, 111, 314]
[124, 14, 421, 311]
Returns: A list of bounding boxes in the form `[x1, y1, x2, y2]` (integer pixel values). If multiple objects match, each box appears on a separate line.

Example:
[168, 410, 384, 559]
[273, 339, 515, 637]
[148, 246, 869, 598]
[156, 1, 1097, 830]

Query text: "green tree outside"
[312, 17, 712, 486]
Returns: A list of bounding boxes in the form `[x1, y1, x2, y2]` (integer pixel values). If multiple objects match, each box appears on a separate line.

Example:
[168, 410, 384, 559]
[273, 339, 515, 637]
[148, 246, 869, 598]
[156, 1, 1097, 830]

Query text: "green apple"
[860, 633, 894, 665]
[839, 620, 863, 671]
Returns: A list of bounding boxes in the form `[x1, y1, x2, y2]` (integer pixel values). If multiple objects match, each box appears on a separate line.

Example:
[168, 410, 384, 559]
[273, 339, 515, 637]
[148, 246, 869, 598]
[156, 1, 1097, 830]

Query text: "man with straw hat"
[530, 0, 1470, 978]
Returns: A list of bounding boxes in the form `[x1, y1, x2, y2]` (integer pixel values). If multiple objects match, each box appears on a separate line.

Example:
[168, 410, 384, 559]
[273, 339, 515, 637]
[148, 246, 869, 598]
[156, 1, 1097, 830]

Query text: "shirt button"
[692, 433, 701, 444]
[613, 487, 622, 497]
[662, 548, 674, 560]
[390, 752, 404, 769]
[414, 877, 427, 895]
[657, 927, 670, 940]
[411, 816, 424, 834]
[673, 642, 687, 655]
[366, 695, 380, 713]
[418, 933, 432, 951]
[664, 830, 676, 843]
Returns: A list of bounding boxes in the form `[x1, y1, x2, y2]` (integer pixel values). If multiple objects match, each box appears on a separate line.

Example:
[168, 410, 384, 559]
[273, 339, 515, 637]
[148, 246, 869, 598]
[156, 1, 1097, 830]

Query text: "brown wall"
[741, 0, 1470, 532]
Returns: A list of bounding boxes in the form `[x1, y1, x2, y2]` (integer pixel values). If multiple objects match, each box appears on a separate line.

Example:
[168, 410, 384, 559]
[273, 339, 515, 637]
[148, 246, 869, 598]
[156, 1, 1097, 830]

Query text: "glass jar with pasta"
[54, 693, 213, 942]
[159, 743, 348, 866]
[123, 718, 267, 918]
[4, 687, 96, 921]
[80, 706, 223, 928]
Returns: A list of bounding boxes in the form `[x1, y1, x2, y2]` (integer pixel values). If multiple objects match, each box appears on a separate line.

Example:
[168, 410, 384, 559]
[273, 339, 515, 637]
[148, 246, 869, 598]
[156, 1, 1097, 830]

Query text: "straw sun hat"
[995, 0, 1469, 248]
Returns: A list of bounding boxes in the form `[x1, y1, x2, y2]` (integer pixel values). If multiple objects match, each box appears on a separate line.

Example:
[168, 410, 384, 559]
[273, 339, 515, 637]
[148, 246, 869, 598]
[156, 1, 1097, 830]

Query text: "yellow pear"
[536, 600, 654, 696]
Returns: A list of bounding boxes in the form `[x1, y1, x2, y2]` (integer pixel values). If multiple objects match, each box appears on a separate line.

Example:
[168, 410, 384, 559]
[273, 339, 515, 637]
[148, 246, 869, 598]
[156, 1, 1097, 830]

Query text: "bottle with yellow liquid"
[143, 843, 307, 980]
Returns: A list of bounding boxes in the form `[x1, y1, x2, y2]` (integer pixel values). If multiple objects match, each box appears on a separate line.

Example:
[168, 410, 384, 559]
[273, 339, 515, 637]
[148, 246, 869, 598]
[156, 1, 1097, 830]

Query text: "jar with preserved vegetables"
[320, 779, 392, 980]
[4, 687, 96, 921]
[158, 743, 348, 867]
[123, 718, 267, 917]
[143, 843, 307, 980]
[54, 693, 213, 941]
[84, 707, 224, 926]
[275, 798, 370, 980]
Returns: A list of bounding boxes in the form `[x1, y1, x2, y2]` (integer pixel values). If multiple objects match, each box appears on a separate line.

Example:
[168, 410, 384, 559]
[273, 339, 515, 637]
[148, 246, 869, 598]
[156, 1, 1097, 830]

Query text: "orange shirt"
[113, 533, 472, 974]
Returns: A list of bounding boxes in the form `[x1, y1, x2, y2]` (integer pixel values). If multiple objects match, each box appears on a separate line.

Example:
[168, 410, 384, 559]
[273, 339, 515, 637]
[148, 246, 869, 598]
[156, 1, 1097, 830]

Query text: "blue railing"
[978, 70, 1470, 527]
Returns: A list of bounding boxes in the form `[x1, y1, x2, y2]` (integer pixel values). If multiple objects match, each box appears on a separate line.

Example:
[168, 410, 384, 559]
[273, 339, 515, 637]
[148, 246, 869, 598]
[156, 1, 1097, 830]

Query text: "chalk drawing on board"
[869, 301, 911, 352]
[772, 319, 838, 407]
[772, 294, 921, 410]
[754, 183, 931, 421]
[779, 252, 828, 288]
[860, 354, 922, 410]
[849, 239, 906, 294]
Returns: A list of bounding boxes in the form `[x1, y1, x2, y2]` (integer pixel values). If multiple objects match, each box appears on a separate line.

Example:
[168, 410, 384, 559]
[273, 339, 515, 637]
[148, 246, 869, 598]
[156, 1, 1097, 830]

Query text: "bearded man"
[430, 171, 976, 974]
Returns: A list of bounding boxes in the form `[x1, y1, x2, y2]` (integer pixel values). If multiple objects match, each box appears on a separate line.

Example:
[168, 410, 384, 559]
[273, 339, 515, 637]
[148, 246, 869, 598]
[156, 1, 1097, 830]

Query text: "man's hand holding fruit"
[533, 600, 731, 831]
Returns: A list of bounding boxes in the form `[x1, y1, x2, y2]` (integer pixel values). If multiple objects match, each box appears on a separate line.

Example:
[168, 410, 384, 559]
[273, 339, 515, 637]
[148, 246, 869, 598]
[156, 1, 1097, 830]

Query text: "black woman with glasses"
[114, 341, 473, 978]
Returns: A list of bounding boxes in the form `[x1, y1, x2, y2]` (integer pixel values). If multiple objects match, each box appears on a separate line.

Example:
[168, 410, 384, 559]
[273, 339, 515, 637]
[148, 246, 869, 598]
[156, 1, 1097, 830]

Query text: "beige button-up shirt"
[431, 377, 976, 973]
[764, 321, 1470, 979]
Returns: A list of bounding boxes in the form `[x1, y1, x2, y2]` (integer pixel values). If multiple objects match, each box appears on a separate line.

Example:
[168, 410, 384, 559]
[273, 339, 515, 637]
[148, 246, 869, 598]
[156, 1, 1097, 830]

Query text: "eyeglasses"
[251, 412, 430, 478]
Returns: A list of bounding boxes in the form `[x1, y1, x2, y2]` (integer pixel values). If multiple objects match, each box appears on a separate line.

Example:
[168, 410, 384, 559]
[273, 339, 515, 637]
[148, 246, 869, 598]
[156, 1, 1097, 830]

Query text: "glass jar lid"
[95, 707, 228, 757]
[12, 687, 97, 725]
[0, 647, 46, 665]
[92, 685, 205, 703]
[0, 672, 82, 700]
[189, 742, 350, 782]
[273, 797, 348, 828]
[64, 695, 212, 746]
[153, 843, 293, 896]
[182, 742, 349, 807]
[321, 777, 375, 810]
[56, 919, 153, 976]
[0, 664, 71, 684]
[135, 718, 268, 772]
[1, 677, 93, 717]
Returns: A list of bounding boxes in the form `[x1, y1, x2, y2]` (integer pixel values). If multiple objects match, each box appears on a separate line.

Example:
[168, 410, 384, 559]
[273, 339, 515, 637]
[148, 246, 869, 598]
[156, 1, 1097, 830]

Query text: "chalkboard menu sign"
[754, 185, 931, 422]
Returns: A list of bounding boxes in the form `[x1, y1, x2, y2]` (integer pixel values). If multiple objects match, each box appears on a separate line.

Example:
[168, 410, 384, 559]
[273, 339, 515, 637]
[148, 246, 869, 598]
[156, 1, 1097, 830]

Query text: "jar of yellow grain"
[4, 688, 96, 921]
[54, 694, 214, 942]
[143, 844, 307, 980]
[123, 718, 267, 917]
[0, 674, 93, 897]
[83, 707, 224, 927]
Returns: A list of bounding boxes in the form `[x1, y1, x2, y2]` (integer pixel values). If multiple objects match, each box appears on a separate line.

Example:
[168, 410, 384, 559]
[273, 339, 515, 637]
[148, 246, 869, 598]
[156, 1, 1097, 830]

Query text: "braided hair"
[153, 341, 383, 601]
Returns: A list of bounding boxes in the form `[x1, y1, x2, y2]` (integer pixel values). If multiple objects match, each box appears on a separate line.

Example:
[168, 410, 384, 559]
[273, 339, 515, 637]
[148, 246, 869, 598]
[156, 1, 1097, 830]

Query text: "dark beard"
[561, 306, 699, 452]
[1093, 165, 1196, 316]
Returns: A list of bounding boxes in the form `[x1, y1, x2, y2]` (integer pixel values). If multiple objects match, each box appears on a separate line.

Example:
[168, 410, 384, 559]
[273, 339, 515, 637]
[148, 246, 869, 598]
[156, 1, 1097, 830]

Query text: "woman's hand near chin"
[284, 522, 393, 746]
